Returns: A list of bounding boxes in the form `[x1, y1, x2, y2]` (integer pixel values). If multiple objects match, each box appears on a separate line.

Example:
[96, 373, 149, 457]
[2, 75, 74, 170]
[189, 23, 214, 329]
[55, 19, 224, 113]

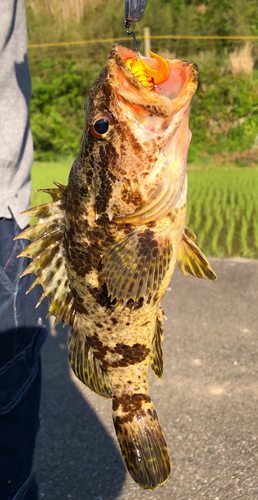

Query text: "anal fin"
[178, 228, 217, 281]
[69, 329, 112, 399]
[150, 309, 164, 379]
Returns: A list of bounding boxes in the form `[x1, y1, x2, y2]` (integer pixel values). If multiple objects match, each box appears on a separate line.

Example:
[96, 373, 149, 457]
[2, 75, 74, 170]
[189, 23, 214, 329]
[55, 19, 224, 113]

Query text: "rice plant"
[187, 168, 258, 258]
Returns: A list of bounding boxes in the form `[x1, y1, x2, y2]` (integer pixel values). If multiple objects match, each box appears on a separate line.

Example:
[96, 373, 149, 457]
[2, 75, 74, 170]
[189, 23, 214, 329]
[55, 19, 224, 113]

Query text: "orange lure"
[126, 50, 169, 91]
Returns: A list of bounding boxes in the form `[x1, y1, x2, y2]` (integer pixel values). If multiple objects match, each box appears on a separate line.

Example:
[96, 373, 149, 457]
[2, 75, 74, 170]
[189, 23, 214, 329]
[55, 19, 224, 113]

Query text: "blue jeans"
[0, 218, 48, 500]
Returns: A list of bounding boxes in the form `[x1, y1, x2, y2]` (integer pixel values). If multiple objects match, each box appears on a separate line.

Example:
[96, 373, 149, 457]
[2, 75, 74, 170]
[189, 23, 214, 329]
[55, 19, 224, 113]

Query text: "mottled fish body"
[16, 45, 216, 489]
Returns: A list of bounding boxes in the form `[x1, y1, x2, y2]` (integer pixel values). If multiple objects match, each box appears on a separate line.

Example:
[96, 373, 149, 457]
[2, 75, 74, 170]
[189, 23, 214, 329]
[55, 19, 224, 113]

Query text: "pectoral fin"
[178, 230, 217, 281]
[102, 228, 172, 305]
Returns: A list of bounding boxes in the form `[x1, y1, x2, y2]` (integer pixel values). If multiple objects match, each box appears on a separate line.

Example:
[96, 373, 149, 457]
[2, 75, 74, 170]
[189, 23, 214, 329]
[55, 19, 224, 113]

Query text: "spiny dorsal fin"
[150, 309, 164, 379]
[69, 328, 112, 399]
[37, 182, 66, 202]
[102, 228, 173, 305]
[178, 230, 217, 281]
[15, 183, 75, 326]
[23, 201, 65, 220]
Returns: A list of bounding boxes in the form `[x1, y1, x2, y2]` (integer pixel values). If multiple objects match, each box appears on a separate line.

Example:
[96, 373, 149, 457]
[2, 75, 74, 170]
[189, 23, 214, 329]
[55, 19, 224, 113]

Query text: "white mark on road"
[208, 386, 224, 395]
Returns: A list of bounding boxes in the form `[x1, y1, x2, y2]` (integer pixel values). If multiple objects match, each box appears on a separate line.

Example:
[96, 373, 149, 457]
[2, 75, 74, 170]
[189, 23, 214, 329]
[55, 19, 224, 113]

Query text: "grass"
[31, 159, 72, 205]
[30, 159, 72, 225]
[31, 161, 258, 259]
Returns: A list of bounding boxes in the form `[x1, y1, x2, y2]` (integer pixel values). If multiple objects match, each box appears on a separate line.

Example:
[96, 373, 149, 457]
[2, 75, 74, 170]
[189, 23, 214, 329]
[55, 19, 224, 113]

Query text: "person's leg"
[0, 218, 47, 500]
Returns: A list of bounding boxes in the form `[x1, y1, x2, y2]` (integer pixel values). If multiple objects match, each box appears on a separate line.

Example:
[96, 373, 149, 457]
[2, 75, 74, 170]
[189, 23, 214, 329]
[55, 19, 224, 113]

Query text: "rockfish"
[16, 45, 216, 489]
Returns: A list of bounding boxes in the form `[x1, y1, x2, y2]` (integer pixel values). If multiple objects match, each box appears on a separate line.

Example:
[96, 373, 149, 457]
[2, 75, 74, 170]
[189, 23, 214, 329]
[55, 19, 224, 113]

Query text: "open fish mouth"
[108, 44, 198, 118]
[105, 45, 198, 224]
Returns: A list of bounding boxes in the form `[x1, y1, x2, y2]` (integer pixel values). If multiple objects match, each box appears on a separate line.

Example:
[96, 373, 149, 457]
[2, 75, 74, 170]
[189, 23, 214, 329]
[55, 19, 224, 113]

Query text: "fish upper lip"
[108, 44, 198, 118]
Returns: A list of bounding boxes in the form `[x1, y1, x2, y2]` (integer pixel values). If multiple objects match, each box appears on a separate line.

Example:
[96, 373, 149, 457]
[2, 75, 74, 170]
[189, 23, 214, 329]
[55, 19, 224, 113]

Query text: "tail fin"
[113, 396, 171, 489]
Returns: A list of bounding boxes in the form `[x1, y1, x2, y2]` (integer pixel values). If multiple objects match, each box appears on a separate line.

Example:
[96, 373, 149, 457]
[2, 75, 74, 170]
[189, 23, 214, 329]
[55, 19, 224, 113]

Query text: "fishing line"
[125, 20, 139, 59]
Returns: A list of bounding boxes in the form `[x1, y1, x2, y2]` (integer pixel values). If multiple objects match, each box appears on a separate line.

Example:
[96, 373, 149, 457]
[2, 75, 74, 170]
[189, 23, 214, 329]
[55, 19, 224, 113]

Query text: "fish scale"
[16, 44, 216, 490]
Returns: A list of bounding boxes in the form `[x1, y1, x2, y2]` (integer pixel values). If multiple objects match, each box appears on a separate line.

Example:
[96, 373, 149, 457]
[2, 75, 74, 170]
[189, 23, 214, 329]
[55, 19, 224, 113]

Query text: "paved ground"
[35, 258, 258, 500]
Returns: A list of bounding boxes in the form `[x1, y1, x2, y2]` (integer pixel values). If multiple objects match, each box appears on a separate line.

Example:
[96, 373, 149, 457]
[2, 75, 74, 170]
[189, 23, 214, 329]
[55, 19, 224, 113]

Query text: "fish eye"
[94, 118, 109, 134]
[90, 112, 114, 140]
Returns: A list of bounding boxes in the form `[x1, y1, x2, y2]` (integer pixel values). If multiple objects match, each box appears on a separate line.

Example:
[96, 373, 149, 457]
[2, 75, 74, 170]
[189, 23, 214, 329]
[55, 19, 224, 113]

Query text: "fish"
[15, 44, 216, 490]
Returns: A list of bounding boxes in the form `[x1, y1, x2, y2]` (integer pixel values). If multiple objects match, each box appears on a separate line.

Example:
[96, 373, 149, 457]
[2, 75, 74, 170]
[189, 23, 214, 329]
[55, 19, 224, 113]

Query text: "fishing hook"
[125, 20, 139, 59]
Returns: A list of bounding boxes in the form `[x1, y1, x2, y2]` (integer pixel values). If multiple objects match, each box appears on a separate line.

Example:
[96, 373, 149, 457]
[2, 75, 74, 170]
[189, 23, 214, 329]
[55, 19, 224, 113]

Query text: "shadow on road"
[35, 316, 126, 500]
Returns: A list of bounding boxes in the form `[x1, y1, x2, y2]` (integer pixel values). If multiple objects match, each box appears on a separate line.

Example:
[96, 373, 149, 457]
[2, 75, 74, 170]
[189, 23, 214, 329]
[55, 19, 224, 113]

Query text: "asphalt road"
[35, 258, 258, 500]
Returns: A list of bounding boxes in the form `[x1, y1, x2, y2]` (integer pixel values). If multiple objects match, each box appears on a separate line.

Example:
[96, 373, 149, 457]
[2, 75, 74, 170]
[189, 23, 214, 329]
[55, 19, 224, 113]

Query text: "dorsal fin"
[178, 229, 217, 281]
[15, 183, 75, 326]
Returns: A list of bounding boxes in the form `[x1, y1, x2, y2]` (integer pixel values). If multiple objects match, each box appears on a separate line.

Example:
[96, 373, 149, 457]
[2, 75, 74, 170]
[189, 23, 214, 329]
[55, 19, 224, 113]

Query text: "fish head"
[80, 44, 198, 222]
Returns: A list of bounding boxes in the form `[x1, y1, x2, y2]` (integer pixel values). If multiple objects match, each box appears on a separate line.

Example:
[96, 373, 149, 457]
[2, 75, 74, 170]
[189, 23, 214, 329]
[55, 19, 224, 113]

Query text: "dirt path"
[35, 258, 258, 500]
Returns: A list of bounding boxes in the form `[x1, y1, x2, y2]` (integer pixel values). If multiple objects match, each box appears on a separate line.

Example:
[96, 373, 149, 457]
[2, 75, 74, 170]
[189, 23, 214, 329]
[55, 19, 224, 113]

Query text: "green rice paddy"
[187, 169, 258, 259]
[31, 162, 258, 259]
